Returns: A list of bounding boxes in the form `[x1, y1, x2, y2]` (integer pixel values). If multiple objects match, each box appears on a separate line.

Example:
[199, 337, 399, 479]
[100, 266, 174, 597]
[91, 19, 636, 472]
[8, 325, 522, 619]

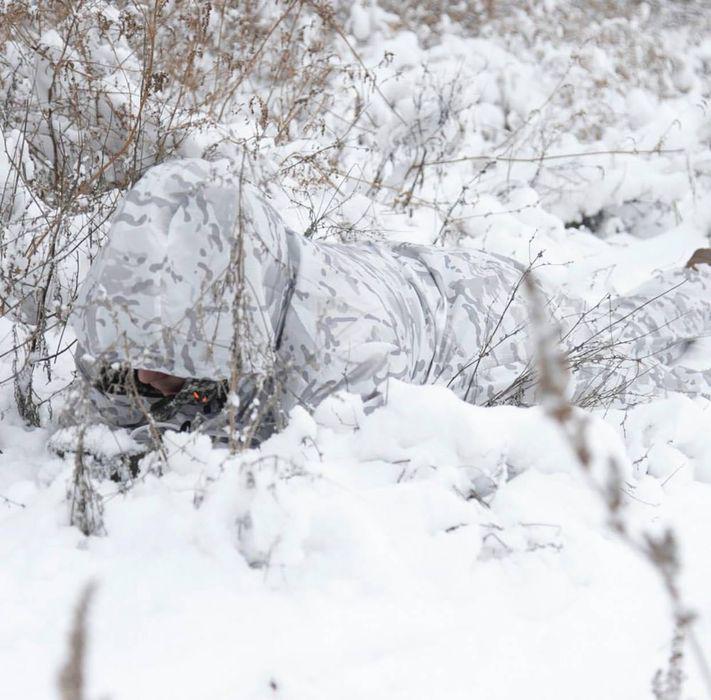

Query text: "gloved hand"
[686, 248, 711, 270]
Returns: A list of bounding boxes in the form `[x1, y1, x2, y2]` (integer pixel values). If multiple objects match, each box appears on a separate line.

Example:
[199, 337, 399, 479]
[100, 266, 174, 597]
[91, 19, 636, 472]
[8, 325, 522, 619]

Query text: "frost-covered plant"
[0, 0, 346, 424]
[67, 426, 105, 537]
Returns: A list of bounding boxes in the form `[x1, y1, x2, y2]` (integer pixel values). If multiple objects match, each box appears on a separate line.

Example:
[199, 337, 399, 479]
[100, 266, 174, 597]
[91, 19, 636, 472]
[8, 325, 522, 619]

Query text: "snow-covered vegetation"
[2, 1, 711, 697]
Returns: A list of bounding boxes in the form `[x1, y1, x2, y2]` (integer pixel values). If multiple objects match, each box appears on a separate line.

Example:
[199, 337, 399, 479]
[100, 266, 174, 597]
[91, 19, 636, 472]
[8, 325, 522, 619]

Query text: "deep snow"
[2, 2, 711, 698]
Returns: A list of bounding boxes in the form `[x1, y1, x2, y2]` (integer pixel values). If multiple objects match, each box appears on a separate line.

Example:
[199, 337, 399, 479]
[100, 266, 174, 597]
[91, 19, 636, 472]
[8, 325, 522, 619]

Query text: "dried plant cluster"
[0, 0, 342, 423]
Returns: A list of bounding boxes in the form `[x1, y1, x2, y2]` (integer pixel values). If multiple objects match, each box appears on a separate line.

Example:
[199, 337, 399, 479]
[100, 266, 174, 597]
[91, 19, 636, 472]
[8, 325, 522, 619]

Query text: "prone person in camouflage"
[70, 158, 711, 443]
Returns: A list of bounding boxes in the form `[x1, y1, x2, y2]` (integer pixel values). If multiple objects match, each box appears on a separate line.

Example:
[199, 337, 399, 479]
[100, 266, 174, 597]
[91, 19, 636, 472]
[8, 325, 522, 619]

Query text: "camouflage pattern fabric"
[71, 159, 711, 431]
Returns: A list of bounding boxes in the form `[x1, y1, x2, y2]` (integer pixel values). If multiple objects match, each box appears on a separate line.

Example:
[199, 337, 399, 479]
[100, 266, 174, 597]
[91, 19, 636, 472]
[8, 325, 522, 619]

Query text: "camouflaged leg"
[561, 265, 711, 405]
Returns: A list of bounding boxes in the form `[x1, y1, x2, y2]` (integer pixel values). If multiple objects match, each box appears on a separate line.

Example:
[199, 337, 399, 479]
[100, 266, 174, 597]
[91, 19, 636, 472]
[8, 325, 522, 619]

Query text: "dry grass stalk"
[68, 426, 105, 537]
[57, 582, 96, 700]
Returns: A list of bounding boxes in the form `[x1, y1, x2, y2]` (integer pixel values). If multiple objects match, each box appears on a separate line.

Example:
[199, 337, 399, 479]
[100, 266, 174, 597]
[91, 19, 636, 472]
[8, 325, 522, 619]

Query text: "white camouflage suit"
[71, 159, 711, 435]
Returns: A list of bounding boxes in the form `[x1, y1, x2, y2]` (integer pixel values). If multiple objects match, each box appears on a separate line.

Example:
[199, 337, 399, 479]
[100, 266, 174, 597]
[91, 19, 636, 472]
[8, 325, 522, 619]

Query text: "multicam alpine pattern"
[71, 158, 711, 431]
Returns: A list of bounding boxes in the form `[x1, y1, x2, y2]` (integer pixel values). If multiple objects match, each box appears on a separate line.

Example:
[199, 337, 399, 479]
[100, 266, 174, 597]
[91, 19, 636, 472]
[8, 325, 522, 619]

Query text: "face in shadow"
[136, 369, 186, 397]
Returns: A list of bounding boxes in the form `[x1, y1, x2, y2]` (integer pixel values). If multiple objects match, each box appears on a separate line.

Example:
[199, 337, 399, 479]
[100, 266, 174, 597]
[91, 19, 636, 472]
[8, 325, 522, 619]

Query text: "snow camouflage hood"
[72, 158, 711, 431]
[73, 159, 294, 381]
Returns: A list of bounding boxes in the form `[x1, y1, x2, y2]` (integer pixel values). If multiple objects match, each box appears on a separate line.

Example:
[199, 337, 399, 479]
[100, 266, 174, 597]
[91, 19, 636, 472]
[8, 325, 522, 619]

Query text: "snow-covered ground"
[2, 2, 711, 698]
